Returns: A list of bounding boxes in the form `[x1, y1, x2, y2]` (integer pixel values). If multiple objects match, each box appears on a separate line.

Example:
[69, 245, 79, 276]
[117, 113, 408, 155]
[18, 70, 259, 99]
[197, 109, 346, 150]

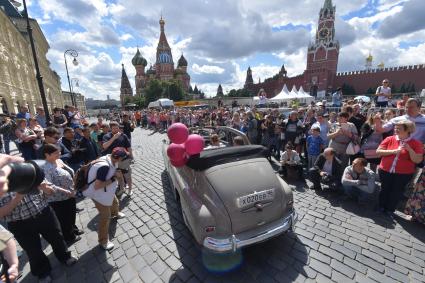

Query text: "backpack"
[73, 160, 103, 191]
[374, 86, 381, 103]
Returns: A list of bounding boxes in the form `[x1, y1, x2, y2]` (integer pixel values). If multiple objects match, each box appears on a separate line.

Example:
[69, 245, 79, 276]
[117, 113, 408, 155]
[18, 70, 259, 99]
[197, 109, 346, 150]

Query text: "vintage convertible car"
[163, 126, 297, 253]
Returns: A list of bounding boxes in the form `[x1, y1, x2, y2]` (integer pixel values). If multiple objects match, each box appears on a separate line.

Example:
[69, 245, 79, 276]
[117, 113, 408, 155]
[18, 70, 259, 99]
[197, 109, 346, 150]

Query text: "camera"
[7, 160, 46, 194]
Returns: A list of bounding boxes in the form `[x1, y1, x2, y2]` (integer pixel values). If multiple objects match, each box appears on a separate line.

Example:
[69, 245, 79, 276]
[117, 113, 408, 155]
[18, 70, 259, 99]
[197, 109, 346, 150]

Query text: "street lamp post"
[70, 78, 79, 108]
[64, 49, 79, 107]
[14, 0, 51, 124]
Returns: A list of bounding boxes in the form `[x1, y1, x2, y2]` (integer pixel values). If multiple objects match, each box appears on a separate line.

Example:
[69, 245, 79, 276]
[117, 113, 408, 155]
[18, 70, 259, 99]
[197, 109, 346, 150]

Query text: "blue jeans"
[343, 185, 371, 202]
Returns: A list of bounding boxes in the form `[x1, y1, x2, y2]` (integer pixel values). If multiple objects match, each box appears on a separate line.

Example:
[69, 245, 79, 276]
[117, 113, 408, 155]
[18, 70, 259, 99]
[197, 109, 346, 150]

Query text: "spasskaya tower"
[304, 0, 339, 96]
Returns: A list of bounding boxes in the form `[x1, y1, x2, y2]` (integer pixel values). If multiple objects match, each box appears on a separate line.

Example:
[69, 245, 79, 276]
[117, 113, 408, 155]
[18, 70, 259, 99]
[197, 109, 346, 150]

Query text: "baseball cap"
[112, 147, 129, 159]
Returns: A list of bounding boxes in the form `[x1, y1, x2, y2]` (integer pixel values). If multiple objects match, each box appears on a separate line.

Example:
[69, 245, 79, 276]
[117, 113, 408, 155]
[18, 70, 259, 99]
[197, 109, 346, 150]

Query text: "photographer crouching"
[0, 154, 77, 283]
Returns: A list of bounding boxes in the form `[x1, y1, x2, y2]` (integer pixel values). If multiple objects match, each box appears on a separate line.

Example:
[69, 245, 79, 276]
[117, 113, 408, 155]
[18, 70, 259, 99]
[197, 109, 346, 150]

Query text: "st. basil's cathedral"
[120, 17, 190, 106]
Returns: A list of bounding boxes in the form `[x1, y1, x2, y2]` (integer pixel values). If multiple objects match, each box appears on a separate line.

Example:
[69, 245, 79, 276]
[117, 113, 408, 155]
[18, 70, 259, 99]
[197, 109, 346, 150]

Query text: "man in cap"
[83, 147, 128, 251]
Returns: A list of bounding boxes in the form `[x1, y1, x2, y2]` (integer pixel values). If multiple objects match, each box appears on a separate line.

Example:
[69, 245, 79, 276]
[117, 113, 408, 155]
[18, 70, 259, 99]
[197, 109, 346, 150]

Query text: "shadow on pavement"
[160, 170, 308, 282]
[18, 245, 115, 283]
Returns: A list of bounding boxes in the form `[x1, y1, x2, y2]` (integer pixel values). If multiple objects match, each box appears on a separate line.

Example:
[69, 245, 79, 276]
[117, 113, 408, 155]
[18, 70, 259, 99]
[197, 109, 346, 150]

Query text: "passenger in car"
[205, 134, 225, 150]
[233, 136, 245, 146]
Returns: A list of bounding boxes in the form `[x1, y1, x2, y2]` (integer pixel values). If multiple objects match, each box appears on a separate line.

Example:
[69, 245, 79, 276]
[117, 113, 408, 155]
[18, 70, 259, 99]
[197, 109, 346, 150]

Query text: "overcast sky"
[24, 0, 425, 99]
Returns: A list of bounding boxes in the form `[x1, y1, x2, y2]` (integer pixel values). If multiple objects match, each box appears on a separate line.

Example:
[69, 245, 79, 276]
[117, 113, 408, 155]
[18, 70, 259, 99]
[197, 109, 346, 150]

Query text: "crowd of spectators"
[134, 87, 424, 224]
[0, 105, 135, 282]
[0, 79, 424, 282]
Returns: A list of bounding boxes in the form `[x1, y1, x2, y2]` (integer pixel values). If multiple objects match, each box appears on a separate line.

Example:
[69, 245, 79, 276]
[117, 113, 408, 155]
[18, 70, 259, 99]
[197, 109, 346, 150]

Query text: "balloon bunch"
[167, 123, 205, 167]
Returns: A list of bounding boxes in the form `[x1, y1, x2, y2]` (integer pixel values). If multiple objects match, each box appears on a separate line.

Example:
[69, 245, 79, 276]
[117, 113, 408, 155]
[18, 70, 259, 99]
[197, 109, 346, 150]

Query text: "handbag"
[346, 141, 360, 155]
[363, 149, 379, 159]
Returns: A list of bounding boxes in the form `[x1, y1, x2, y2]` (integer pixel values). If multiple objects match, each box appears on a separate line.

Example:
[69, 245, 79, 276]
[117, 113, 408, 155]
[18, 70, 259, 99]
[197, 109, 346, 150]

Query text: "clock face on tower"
[319, 28, 329, 39]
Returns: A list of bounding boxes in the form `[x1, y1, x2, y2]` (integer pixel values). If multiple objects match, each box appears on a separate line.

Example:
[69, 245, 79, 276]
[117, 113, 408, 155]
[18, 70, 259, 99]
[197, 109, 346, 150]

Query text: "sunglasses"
[383, 81, 389, 83]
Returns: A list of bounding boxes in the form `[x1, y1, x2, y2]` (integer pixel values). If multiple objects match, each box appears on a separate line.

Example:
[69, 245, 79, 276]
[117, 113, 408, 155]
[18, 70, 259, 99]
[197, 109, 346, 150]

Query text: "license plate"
[237, 189, 275, 208]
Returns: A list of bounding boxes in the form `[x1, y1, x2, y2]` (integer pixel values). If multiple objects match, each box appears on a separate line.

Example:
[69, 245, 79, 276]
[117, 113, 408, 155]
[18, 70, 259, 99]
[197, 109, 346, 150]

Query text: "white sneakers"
[116, 212, 126, 219]
[101, 241, 115, 251]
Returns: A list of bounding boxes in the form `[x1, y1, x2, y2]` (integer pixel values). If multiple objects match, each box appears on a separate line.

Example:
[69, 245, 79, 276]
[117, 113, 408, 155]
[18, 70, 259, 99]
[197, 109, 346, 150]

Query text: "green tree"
[227, 89, 238, 97]
[133, 96, 145, 108]
[193, 85, 199, 94]
[123, 96, 132, 105]
[145, 79, 162, 104]
[400, 83, 407, 93]
[163, 80, 184, 101]
[341, 83, 356, 95]
[366, 87, 375, 95]
[410, 83, 416, 92]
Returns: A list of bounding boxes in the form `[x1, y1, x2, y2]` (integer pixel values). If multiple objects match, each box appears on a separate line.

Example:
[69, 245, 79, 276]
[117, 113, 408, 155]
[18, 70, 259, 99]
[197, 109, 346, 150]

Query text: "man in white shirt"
[309, 148, 343, 191]
[375, 79, 391, 108]
[84, 147, 127, 251]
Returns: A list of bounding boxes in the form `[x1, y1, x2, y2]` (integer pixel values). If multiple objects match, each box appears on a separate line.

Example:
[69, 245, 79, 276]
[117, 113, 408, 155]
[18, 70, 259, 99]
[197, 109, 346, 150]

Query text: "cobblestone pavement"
[18, 128, 425, 282]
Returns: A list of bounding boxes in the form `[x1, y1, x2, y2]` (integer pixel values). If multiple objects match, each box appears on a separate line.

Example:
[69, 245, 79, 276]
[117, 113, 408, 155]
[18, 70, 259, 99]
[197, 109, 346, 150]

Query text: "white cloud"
[33, 0, 425, 100]
[192, 64, 225, 74]
[119, 34, 134, 41]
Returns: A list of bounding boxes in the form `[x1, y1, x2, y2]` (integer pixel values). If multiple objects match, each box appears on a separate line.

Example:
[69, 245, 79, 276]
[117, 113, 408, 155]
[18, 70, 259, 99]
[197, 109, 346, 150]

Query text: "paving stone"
[369, 245, 395, 261]
[361, 249, 385, 264]
[318, 245, 344, 262]
[165, 255, 183, 271]
[294, 227, 315, 240]
[355, 273, 378, 283]
[18, 128, 425, 283]
[410, 270, 425, 282]
[139, 266, 158, 283]
[356, 254, 385, 273]
[330, 242, 356, 259]
[118, 263, 138, 282]
[343, 256, 368, 274]
[309, 258, 332, 277]
[367, 269, 399, 283]
[313, 235, 331, 247]
[367, 237, 392, 252]
[297, 235, 319, 250]
[330, 259, 356, 279]
[331, 270, 352, 282]
[309, 249, 331, 264]
[393, 248, 425, 267]
[314, 273, 333, 283]
[385, 267, 410, 282]
[151, 260, 168, 276]
[395, 256, 423, 273]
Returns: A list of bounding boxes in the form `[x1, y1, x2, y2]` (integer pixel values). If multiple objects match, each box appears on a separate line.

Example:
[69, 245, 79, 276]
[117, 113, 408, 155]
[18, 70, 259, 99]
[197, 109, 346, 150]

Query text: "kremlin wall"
[244, 0, 425, 98]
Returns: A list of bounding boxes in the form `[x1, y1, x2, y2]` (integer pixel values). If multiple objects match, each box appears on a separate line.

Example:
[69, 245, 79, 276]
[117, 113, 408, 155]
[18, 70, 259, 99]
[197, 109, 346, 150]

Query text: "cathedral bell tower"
[120, 64, 133, 107]
[304, 0, 339, 96]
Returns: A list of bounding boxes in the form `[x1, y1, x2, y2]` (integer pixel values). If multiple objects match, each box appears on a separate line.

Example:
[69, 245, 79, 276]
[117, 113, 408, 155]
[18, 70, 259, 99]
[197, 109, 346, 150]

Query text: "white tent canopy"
[270, 84, 315, 104]
[270, 84, 294, 102]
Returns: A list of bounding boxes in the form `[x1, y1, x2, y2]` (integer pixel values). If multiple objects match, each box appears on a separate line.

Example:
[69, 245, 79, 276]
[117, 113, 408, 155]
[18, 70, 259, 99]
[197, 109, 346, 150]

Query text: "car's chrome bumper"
[203, 210, 298, 253]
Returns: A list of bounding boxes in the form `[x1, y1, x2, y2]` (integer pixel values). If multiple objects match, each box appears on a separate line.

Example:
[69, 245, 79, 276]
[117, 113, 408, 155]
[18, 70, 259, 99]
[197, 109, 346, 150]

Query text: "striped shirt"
[383, 114, 425, 143]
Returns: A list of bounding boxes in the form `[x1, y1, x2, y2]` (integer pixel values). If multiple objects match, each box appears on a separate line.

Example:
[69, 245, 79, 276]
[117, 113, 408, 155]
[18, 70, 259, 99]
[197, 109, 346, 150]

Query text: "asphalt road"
[18, 127, 425, 282]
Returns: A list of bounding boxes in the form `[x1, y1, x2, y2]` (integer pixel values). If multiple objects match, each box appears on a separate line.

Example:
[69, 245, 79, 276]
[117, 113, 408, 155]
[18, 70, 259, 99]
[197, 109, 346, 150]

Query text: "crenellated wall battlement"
[336, 64, 425, 76]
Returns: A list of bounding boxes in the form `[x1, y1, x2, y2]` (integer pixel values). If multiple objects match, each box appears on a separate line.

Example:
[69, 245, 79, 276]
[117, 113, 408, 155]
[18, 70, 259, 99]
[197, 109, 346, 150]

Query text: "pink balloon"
[170, 156, 188, 167]
[167, 143, 186, 161]
[185, 134, 205, 156]
[167, 123, 189, 144]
